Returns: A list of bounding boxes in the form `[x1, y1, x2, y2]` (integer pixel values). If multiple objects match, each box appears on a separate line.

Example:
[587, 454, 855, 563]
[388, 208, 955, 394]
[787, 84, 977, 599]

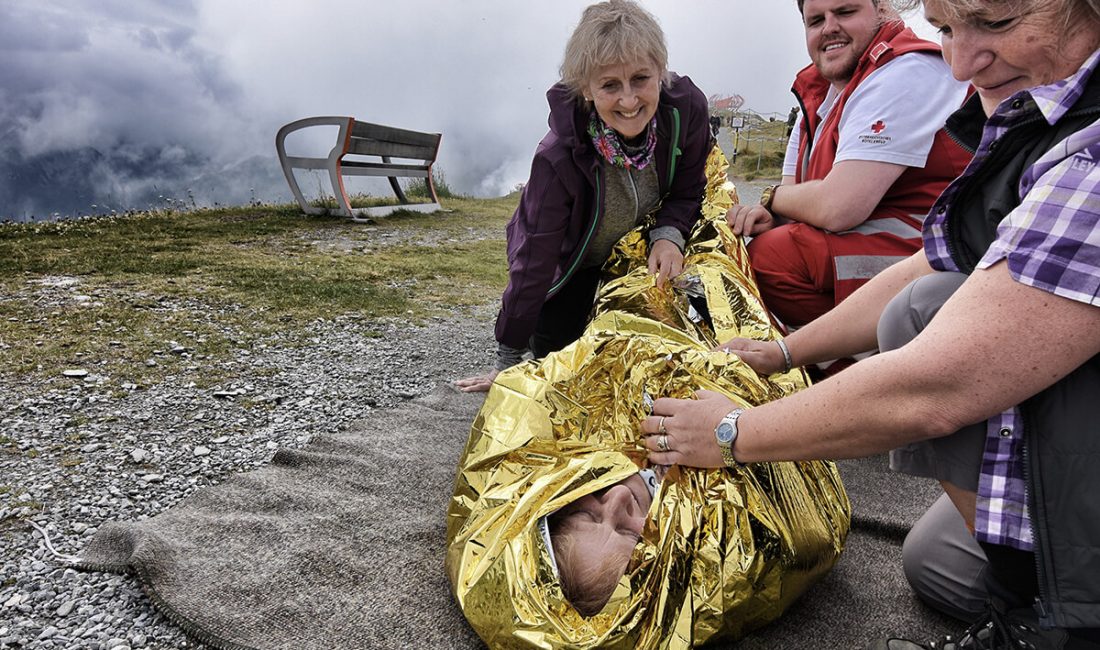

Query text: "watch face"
[716, 421, 735, 444]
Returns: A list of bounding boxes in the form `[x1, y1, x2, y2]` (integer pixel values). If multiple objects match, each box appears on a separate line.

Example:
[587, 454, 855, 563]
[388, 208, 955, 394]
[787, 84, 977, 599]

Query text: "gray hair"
[891, 0, 1100, 36]
[559, 0, 669, 100]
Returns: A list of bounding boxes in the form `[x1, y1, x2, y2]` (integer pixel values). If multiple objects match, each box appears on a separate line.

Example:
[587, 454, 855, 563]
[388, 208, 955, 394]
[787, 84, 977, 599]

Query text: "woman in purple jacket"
[456, 0, 711, 392]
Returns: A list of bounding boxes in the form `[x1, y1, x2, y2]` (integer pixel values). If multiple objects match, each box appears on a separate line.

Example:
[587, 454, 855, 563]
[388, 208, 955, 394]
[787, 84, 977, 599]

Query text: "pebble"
[63, 369, 89, 378]
[4, 594, 25, 608]
[1, 303, 495, 648]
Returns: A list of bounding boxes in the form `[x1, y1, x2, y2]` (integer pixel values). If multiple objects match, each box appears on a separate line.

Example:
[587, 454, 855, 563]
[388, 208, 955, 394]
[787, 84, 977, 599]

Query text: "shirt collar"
[1023, 48, 1100, 125]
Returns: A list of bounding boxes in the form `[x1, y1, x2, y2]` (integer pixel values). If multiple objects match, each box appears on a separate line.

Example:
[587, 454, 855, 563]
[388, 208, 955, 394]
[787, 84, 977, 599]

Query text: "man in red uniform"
[727, 0, 971, 328]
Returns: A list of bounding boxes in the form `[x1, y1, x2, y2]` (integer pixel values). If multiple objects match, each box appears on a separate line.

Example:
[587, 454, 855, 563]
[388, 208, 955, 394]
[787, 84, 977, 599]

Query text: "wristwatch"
[759, 184, 780, 212]
[714, 408, 745, 467]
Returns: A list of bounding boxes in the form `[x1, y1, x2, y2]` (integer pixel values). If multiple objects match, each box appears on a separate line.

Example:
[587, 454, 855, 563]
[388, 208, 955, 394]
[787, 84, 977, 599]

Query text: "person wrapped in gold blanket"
[445, 148, 851, 649]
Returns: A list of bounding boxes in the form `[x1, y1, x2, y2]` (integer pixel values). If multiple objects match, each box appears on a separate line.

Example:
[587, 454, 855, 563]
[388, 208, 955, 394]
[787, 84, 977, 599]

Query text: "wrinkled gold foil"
[446, 146, 850, 649]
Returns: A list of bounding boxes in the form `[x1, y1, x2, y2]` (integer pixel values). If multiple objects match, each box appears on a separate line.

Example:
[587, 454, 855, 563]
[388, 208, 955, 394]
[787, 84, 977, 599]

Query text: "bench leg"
[380, 156, 410, 205]
[387, 176, 409, 204]
[328, 161, 353, 218]
[424, 163, 441, 205]
[277, 158, 325, 216]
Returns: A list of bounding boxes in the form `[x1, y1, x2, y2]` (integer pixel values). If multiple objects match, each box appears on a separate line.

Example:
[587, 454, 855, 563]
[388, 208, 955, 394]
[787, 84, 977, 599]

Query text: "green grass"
[0, 196, 516, 382]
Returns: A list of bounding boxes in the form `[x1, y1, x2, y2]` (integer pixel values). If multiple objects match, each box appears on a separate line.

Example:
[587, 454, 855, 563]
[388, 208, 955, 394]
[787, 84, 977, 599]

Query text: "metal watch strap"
[716, 408, 744, 467]
[759, 184, 780, 212]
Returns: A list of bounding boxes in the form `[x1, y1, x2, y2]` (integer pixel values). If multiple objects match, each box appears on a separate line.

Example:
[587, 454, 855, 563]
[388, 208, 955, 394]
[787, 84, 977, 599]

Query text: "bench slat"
[339, 161, 431, 178]
[350, 122, 441, 149]
[345, 139, 438, 161]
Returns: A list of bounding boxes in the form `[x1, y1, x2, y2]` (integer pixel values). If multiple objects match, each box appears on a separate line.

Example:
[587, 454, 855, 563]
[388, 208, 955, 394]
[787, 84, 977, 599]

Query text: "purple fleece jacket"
[494, 73, 711, 349]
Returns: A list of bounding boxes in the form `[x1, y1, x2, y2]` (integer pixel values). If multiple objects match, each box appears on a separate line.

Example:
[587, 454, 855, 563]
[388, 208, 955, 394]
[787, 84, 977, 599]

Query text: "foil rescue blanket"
[446, 148, 851, 649]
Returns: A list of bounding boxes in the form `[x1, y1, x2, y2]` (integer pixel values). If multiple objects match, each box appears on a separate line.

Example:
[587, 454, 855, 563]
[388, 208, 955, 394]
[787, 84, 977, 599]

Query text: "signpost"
[730, 116, 745, 162]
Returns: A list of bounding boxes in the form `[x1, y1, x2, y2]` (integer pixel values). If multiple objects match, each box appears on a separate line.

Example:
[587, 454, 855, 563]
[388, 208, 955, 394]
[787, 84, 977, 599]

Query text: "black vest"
[942, 77, 1100, 628]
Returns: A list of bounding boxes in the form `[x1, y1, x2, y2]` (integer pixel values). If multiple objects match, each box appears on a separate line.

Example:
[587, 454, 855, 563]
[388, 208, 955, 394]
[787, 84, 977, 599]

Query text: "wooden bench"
[275, 116, 443, 221]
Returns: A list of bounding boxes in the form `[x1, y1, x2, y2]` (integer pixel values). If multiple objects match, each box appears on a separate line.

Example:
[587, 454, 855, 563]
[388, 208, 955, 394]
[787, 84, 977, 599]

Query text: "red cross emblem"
[871, 120, 887, 134]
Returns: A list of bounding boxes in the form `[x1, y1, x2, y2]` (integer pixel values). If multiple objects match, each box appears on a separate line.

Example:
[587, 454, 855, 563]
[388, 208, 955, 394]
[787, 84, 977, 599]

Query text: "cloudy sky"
[0, 1, 934, 219]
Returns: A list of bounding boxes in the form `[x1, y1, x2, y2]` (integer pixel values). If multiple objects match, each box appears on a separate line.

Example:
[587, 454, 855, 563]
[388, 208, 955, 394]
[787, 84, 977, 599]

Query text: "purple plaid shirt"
[923, 49, 1100, 551]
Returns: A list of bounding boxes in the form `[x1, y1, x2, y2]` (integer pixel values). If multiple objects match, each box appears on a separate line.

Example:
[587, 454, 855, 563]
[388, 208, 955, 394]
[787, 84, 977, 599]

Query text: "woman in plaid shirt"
[642, 0, 1100, 646]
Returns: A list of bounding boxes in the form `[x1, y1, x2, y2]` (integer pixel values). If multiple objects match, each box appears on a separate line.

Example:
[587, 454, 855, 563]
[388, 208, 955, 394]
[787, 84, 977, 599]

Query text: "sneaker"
[866, 604, 1098, 650]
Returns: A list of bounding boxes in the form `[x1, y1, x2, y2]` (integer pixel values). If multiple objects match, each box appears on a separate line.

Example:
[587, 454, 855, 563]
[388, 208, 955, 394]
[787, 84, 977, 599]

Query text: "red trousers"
[747, 223, 837, 328]
[748, 221, 920, 328]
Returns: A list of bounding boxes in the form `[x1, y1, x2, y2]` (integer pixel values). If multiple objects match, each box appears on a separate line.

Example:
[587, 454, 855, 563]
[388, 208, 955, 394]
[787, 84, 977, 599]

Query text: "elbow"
[816, 205, 870, 233]
[909, 400, 976, 443]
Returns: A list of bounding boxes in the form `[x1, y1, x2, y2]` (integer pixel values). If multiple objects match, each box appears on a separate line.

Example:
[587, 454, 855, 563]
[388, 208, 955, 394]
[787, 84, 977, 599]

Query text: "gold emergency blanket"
[446, 147, 851, 649]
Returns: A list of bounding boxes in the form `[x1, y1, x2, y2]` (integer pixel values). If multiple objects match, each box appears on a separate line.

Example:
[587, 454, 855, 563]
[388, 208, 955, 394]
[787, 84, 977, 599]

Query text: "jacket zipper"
[1020, 409, 1053, 627]
[628, 169, 641, 222]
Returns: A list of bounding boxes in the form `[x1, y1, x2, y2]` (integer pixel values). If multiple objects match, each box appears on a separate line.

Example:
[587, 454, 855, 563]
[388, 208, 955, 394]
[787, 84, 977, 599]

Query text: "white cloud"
[1, 0, 937, 217]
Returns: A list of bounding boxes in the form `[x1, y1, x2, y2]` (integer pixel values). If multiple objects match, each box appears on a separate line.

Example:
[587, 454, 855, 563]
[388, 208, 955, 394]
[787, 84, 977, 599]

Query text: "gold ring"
[657, 434, 669, 452]
[658, 416, 667, 434]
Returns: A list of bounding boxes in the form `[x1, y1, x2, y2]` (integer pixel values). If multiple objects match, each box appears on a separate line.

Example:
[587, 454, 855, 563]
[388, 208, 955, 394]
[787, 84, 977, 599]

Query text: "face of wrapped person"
[802, 0, 883, 88]
[554, 473, 652, 583]
[585, 60, 661, 140]
[925, 0, 1100, 116]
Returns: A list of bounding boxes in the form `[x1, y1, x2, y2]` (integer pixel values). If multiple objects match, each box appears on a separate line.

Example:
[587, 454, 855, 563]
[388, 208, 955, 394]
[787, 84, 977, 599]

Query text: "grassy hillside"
[0, 196, 516, 384]
[727, 119, 788, 180]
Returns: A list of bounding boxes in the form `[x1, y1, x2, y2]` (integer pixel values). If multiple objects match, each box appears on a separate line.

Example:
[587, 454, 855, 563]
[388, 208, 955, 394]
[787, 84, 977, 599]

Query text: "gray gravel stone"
[1, 298, 497, 649]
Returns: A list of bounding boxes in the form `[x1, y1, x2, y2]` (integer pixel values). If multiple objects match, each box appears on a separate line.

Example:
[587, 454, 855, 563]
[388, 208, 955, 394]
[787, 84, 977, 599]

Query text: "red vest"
[791, 21, 973, 304]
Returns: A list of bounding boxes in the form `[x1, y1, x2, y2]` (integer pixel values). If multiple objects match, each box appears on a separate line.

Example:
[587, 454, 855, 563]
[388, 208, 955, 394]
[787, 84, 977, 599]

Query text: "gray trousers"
[876, 271, 989, 622]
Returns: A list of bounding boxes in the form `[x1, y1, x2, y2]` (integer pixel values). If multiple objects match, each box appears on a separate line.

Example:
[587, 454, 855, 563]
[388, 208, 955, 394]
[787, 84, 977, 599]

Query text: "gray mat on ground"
[835, 455, 943, 540]
[78, 385, 956, 649]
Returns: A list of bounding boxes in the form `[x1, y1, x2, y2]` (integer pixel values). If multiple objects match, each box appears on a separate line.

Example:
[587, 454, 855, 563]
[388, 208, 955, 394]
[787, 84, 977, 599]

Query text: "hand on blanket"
[455, 369, 499, 393]
[716, 338, 787, 376]
[647, 239, 684, 287]
[642, 390, 734, 468]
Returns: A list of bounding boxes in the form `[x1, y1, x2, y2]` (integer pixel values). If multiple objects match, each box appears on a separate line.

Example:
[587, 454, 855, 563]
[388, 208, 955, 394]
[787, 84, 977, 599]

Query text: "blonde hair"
[559, 0, 669, 101]
[550, 526, 630, 616]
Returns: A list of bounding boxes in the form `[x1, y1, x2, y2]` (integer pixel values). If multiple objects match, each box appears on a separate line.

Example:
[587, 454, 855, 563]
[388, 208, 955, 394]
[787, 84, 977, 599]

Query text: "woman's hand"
[717, 337, 787, 376]
[647, 239, 684, 287]
[726, 204, 775, 236]
[640, 390, 738, 468]
[454, 369, 499, 393]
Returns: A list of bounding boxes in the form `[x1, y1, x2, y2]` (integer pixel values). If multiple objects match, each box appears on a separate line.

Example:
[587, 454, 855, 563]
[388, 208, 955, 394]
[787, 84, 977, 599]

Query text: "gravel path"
[0, 174, 771, 649]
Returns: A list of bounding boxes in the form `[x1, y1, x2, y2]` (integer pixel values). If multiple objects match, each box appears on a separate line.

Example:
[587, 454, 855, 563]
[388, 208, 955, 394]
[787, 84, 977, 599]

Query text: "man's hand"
[648, 239, 684, 287]
[726, 204, 776, 236]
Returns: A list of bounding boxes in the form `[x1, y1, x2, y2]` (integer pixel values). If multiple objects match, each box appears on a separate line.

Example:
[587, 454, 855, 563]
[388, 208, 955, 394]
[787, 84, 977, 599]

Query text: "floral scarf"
[587, 110, 658, 170]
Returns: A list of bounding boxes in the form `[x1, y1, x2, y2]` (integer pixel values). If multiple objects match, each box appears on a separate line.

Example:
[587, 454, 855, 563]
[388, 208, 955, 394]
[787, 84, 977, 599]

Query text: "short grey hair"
[892, 0, 1100, 36]
[559, 0, 669, 100]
